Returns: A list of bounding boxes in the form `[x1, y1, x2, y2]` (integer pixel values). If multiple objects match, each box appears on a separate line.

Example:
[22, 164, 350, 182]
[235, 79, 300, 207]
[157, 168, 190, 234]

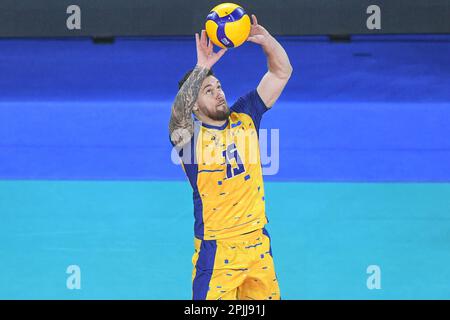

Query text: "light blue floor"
[1, 181, 449, 299]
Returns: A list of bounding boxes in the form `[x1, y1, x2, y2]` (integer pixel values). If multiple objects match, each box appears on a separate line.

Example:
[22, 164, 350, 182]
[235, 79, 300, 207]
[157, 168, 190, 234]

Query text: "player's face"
[196, 76, 230, 122]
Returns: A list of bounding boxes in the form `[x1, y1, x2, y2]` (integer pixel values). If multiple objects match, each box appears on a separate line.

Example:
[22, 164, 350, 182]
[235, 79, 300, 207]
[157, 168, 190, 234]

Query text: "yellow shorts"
[191, 228, 281, 300]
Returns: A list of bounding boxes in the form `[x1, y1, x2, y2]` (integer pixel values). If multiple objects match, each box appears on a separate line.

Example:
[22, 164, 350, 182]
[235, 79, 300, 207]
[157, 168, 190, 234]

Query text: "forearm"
[261, 36, 293, 79]
[169, 65, 210, 146]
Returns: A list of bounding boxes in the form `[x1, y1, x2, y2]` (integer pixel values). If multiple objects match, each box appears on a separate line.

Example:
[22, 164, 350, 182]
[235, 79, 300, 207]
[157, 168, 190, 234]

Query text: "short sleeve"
[230, 89, 269, 131]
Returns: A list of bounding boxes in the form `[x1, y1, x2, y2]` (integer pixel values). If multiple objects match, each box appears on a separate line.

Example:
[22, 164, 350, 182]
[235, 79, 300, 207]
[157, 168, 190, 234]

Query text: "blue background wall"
[1, 36, 450, 181]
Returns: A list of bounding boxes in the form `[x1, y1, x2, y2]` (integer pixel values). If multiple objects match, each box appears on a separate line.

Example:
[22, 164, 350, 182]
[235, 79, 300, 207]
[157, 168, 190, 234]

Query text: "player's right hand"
[196, 30, 227, 70]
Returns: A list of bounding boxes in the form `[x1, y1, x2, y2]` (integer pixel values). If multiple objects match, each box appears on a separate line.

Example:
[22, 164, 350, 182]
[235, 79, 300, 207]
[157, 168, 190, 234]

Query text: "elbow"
[277, 63, 293, 80]
[169, 125, 194, 147]
[285, 64, 293, 78]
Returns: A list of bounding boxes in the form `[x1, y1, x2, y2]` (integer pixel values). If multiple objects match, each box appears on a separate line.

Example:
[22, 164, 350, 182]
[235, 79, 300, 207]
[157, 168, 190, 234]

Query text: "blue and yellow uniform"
[172, 89, 280, 300]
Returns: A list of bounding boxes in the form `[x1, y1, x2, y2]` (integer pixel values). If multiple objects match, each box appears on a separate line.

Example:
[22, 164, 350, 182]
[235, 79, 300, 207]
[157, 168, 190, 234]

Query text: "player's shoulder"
[231, 89, 262, 110]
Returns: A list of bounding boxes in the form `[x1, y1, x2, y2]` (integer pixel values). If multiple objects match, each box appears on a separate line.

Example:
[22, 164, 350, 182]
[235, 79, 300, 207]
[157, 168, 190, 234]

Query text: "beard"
[206, 102, 230, 121]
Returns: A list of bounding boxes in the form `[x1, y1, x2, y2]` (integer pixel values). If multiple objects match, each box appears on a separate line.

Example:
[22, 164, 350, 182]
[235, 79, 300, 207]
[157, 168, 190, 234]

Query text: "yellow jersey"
[172, 89, 269, 240]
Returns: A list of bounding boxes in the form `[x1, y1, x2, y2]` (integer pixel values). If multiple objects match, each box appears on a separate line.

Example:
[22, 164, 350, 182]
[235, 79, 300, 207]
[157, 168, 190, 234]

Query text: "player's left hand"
[247, 15, 272, 46]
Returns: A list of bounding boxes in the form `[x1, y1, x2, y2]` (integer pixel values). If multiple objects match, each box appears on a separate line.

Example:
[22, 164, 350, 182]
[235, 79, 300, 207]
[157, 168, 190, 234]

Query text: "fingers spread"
[207, 37, 213, 54]
[201, 30, 207, 48]
[247, 36, 260, 44]
[217, 48, 227, 57]
[252, 14, 258, 25]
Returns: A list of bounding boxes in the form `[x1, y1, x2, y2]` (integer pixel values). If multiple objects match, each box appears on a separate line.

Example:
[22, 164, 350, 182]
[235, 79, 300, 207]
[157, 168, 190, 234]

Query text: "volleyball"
[205, 3, 251, 49]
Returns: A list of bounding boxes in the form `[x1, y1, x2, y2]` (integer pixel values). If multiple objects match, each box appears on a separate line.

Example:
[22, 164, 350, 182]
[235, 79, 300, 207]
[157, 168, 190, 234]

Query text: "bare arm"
[169, 31, 227, 147]
[247, 15, 293, 108]
[169, 65, 210, 146]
